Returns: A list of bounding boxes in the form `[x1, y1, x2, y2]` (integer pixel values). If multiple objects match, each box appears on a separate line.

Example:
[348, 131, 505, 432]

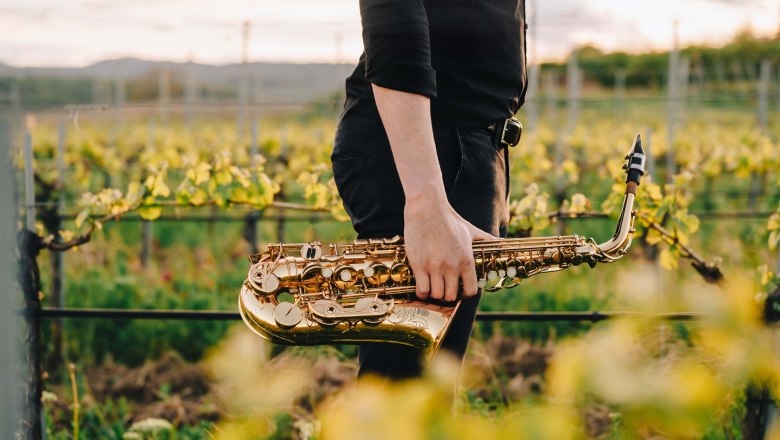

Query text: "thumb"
[465, 221, 497, 241]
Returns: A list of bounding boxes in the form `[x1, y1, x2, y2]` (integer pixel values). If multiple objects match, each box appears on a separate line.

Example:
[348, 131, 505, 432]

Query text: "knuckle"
[442, 259, 456, 269]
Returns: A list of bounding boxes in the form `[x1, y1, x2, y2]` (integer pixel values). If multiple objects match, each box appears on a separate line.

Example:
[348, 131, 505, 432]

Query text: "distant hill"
[0, 58, 357, 109]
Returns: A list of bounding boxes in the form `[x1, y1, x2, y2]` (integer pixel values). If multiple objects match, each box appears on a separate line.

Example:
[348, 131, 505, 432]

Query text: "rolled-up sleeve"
[360, 0, 437, 98]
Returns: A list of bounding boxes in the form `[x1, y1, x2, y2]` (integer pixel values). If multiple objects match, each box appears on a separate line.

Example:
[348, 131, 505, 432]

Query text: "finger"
[460, 264, 478, 298]
[444, 271, 460, 302]
[415, 269, 430, 300]
[430, 275, 445, 300]
[465, 222, 497, 241]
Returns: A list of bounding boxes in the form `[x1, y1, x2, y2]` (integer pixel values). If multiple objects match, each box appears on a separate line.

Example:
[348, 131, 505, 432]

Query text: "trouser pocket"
[449, 129, 509, 237]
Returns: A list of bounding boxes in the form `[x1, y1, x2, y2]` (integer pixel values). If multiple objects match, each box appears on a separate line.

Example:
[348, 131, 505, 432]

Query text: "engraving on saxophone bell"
[237, 133, 646, 353]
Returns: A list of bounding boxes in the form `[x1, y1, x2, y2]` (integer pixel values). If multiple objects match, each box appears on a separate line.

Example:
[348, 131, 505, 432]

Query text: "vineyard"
[4, 45, 780, 439]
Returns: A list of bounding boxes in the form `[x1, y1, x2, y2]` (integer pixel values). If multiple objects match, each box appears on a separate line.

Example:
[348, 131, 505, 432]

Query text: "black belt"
[486, 117, 523, 148]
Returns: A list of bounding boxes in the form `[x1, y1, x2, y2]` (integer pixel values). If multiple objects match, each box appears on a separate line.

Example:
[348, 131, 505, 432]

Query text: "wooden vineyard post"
[749, 60, 771, 210]
[666, 20, 680, 180]
[243, 119, 261, 254]
[49, 121, 66, 366]
[20, 131, 43, 439]
[142, 120, 155, 267]
[242, 210, 259, 255]
[276, 126, 289, 243]
[0, 117, 21, 439]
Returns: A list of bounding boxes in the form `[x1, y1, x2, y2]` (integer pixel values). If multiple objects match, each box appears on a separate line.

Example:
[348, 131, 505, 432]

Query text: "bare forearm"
[371, 83, 493, 300]
[371, 84, 447, 207]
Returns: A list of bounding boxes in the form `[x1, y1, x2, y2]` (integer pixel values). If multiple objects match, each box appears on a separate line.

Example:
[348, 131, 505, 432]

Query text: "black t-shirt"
[341, 0, 527, 129]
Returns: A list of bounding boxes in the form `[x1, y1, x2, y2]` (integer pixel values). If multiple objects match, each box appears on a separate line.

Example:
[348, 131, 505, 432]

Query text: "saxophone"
[239, 134, 646, 353]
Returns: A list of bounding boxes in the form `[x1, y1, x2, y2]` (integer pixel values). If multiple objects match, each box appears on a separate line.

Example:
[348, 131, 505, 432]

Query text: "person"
[331, 0, 527, 379]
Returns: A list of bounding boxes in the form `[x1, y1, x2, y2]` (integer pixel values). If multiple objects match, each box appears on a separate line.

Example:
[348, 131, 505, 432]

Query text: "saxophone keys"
[300, 265, 327, 293]
[354, 297, 391, 325]
[485, 270, 504, 292]
[300, 243, 323, 261]
[390, 263, 411, 283]
[248, 263, 280, 294]
[516, 265, 529, 279]
[262, 274, 280, 293]
[364, 263, 390, 286]
[272, 302, 303, 329]
[333, 266, 358, 290]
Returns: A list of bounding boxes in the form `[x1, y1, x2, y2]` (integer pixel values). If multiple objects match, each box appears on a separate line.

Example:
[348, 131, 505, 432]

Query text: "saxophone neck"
[596, 133, 646, 258]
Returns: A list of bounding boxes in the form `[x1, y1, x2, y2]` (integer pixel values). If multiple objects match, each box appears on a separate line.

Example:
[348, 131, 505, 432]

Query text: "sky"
[1, 0, 778, 67]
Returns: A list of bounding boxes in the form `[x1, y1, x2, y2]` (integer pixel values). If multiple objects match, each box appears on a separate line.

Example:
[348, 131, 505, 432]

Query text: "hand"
[404, 196, 495, 302]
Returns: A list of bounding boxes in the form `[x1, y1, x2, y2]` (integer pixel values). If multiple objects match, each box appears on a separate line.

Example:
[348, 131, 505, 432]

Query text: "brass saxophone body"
[239, 135, 646, 353]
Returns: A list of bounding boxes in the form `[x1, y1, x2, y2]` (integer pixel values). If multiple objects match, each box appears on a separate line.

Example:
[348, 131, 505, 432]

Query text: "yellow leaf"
[58, 229, 75, 242]
[645, 228, 663, 245]
[189, 189, 208, 206]
[646, 183, 663, 201]
[568, 193, 588, 213]
[759, 265, 774, 286]
[659, 247, 678, 270]
[215, 169, 233, 185]
[138, 206, 162, 221]
[769, 230, 780, 252]
[190, 162, 211, 185]
[74, 210, 90, 229]
[769, 213, 780, 231]
[152, 178, 170, 198]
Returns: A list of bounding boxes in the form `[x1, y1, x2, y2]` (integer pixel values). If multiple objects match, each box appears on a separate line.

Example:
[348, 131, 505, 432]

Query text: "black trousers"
[331, 115, 510, 379]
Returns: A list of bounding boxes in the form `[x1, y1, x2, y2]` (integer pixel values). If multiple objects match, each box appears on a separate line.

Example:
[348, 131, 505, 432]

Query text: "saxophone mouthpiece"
[622, 133, 646, 194]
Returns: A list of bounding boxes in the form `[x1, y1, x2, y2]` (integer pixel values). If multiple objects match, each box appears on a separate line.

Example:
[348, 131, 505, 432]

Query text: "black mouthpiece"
[623, 133, 645, 185]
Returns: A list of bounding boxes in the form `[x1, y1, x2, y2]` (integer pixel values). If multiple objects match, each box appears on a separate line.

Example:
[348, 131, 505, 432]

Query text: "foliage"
[19, 79, 780, 438]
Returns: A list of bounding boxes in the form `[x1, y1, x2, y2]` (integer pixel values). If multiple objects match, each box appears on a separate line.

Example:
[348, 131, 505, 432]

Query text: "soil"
[87, 351, 220, 425]
[45, 335, 613, 438]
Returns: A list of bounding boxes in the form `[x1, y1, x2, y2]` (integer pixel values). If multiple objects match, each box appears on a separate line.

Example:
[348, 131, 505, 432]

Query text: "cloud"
[0, 0, 775, 66]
